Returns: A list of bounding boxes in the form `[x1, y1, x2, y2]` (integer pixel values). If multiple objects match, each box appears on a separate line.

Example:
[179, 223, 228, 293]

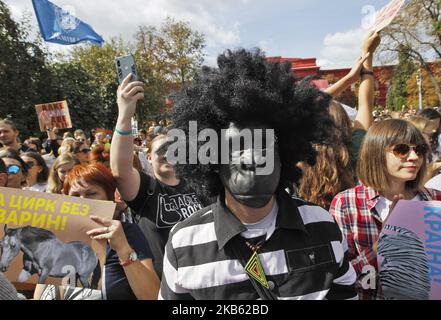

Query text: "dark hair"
[418, 108, 441, 151]
[418, 108, 441, 121]
[24, 138, 42, 153]
[171, 48, 333, 198]
[0, 119, 18, 131]
[21, 152, 49, 183]
[0, 158, 5, 174]
[0, 148, 28, 175]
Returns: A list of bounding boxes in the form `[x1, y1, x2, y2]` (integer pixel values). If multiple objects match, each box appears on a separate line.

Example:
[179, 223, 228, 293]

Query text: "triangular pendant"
[244, 251, 269, 289]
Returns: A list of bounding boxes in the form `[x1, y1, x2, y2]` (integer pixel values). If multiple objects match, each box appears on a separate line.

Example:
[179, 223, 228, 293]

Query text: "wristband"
[115, 128, 132, 136]
[361, 70, 374, 76]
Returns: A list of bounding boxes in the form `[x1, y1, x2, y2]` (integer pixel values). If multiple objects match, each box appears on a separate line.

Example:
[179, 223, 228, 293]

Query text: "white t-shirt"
[241, 201, 278, 240]
[426, 174, 441, 191]
[23, 183, 47, 193]
[375, 194, 421, 222]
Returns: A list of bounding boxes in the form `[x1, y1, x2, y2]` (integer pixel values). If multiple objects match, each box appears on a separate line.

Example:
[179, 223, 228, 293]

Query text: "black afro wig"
[171, 48, 334, 200]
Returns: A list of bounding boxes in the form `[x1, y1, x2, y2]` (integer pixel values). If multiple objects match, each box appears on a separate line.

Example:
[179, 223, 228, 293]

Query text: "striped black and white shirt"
[159, 191, 357, 300]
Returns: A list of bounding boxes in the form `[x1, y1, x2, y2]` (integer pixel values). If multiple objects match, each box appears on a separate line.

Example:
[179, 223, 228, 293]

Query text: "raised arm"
[353, 31, 381, 131]
[110, 74, 145, 201]
[325, 53, 370, 98]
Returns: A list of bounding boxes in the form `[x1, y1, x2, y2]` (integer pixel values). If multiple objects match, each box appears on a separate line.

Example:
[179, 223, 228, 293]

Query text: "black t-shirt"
[126, 172, 204, 278]
[104, 222, 153, 300]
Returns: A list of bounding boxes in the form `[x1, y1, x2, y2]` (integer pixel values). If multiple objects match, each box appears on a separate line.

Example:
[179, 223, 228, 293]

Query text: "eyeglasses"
[76, 149, 90, 154]
[391, 144, 428, 159]
[6, 165, 21, 175]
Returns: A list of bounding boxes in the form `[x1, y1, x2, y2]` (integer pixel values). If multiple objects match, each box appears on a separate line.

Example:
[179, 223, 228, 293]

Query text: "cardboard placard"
[0, 187, 115, 290]
[35, 100, 72, 132]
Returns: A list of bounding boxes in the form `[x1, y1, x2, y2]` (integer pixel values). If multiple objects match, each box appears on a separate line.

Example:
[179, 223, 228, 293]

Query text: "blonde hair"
[357, 119, 428, 193]
[46, 153, 80, 194]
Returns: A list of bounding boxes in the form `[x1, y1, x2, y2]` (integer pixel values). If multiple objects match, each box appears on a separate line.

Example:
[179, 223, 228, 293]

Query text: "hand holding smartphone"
[115, 54, 138, 84]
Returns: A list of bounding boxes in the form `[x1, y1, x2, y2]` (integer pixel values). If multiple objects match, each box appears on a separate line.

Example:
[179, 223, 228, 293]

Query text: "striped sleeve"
[326, 232, 358, 300]
[158, 237, 193, 300]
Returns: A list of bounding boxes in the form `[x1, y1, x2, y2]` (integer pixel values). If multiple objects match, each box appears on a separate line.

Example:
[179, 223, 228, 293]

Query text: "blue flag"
[31, 0, 104, 46]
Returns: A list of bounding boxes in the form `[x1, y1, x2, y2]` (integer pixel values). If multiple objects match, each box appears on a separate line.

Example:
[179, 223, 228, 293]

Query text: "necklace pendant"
[244, 251, 270, 289]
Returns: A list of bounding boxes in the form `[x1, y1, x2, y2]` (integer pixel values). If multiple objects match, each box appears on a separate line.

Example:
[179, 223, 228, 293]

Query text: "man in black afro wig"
[171, 48, 333, 198]
[160, 48, 357, 300]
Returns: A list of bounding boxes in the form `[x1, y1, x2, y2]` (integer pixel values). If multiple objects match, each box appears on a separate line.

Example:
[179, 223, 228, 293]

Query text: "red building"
[267, 56, 394, 107]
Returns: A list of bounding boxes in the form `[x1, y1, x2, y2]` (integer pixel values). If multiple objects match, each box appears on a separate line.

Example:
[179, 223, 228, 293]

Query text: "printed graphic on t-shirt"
[156, 193, 203, 228]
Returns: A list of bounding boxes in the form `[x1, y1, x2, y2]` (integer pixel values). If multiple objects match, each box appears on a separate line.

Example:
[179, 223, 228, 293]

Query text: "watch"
[119, 250, 138, 267]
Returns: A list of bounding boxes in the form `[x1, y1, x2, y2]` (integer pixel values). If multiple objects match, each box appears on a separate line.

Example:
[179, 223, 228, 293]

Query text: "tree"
[70, 38, 126, 128]
[387, 48, 416, 111]
[380, 0, 441, 102]
[134, 17, 206, 121]
[159, 17, 206, 85]
[50, 62, 107, 132]
[406, 62, 441, 108]
[0, 0, 54, 137]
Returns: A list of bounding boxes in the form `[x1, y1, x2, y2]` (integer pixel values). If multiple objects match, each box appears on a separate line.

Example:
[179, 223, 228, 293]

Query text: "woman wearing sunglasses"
[21, 152, 49, 193]
[0, 148, 28, 189]
[73, 140, 90, 165]
[330, 119, 441, 300]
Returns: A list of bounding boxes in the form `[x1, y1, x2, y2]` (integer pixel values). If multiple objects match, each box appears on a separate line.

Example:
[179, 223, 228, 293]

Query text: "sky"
[4, 0, 391, 69]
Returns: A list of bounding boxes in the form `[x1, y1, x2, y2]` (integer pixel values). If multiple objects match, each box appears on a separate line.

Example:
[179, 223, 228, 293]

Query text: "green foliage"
[0, 0, 207, 139]
[387, 48, 416, 111]
[50, 62, 107, 131]
[0, 1, 53, 137]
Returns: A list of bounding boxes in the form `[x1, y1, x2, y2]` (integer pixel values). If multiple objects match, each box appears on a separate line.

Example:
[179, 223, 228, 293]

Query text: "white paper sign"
[372, 0, 406, 32]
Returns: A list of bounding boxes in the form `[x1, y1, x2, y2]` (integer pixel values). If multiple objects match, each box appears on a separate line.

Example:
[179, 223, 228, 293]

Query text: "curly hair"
[295, 101, 356, 209]
[297, 140, 354, 210]
[170, 49, 334, 198]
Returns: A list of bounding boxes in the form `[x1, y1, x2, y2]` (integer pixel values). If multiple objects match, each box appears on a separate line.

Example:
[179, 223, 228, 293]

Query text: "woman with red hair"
[63, 163, 160, 300]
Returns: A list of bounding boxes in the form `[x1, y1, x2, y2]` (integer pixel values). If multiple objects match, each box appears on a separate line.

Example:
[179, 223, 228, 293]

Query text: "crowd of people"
[0, 30, 440, 300]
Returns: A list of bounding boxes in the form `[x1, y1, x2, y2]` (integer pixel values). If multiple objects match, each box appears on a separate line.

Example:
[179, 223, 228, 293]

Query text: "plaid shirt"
[330, 184, 441, 300]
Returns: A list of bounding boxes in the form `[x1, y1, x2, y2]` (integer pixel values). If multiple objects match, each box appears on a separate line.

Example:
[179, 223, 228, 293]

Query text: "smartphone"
[115, 54, 138, 84]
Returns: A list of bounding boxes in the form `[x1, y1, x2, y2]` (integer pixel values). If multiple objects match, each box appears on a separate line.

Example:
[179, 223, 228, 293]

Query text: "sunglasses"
[76, 149, 90, 154]
[6, 165, 21, 175]
[391, 144, 428, 159]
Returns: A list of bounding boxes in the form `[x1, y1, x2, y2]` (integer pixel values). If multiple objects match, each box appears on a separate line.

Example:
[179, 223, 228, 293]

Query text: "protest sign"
[35, 100, 72, 131]
[378, 200, 441, 300]
[372, 0, 406, 33]
[0, 187, 115, 290]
